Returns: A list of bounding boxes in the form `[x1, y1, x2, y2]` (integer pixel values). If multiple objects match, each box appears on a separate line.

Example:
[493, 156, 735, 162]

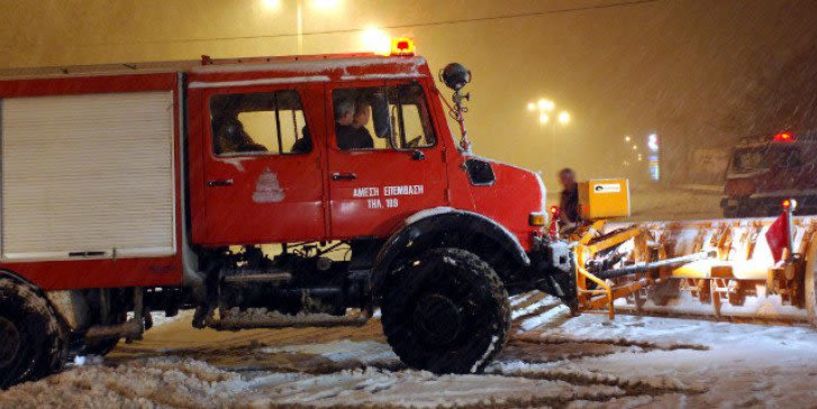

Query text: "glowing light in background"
[557, 111, 570, 125]
[261, 0, 281, 10]
[647, 133, 659, 151]
[527, 98, 569, 128]
[624, 135, 631, 142]
[647, 133, 660, 181]
[774, 132, 794, 142]
[361, 26, 391, 55]
[311, 0, 341, 10]
[537, 98, 555, 112]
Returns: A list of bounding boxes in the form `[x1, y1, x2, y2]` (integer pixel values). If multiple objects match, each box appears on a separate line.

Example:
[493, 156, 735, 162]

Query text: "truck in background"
[722, 130, 817, 217]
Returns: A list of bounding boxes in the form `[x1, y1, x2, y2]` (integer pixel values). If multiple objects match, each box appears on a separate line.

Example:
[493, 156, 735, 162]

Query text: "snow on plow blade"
[573, 216, 817, 326]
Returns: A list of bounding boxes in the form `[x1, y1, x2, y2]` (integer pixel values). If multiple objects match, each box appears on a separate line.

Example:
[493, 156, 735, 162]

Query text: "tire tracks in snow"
[494, 368, 707, 405]
[2, 292, 713, 408]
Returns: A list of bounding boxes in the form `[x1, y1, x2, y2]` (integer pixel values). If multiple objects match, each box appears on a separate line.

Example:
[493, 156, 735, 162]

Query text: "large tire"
[380, 248, 511, 374]
[0, 278, 67, 389]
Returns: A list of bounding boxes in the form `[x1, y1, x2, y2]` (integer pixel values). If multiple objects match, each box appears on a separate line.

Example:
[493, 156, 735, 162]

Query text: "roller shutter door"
[0, 91, 175, 261]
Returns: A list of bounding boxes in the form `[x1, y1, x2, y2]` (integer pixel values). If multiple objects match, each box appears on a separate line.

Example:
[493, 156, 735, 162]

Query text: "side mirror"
[439, 62, 473, 152]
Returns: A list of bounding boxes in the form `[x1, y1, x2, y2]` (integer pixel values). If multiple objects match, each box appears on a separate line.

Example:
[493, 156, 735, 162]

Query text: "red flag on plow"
[765, 198, 797, 263]
[765, 212, 788, 263]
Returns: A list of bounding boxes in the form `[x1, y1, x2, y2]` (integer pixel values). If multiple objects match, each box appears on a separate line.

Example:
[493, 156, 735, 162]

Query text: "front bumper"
[528, 237, 579, 312]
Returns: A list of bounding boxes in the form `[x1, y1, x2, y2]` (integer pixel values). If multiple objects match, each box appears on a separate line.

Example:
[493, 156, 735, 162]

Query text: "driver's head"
[353, 100, 371, 129]
[334, 99, 355, 126]
[558, 168, 576, 189]
[221, 117, 245, 143]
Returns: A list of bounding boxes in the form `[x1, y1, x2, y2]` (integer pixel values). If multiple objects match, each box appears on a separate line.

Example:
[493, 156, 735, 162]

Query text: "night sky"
[2, 0, 816, 186]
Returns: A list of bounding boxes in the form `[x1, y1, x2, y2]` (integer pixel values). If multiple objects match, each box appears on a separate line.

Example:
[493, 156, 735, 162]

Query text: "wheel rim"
[0, 317, 21, 368]
[412, 293, 463, 346]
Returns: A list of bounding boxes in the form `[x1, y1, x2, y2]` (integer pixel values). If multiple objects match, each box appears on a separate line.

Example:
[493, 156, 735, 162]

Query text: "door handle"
[331, 172, 357, 181]
[207, 178, 234, 187]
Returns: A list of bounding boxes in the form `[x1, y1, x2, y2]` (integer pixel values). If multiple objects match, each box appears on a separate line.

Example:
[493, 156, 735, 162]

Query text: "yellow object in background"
[578, 179, 631, 220]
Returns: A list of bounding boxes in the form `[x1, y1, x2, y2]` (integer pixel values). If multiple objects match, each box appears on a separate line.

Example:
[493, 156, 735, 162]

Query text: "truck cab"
[0, 43, 575, 387]
[188, 55, 454, 245]
[722, 130, 817, 217]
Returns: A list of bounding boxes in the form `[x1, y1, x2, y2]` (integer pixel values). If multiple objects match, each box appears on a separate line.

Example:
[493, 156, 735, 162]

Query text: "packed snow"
[2, 291, 817, 408]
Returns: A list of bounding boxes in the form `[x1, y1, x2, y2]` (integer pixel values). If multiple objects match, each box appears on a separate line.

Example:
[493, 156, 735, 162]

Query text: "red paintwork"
[449, 160, 545, 251]
[324, 78, 450, 239]
[189, 83, 328, 244]
[0, 73, 184, 291]
[1, 53, 546, 291]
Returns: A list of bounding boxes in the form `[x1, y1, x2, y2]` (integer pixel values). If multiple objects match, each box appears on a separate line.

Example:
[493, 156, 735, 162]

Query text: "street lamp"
[361, 26, 391, 55]
[527, 98, 569, 127]
[527, 97, 570, 177]
[262, 0, 282, 9]
[537, 98, 555, 112]
[295, 0, 340, 54]
[261, 0, 343, 54]
[557, 111, 570, 125]
[311, 0, 340, 9]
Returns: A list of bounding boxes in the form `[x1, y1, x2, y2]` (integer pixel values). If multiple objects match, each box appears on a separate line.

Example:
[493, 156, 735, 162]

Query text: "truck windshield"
[731, 146, 802, 173]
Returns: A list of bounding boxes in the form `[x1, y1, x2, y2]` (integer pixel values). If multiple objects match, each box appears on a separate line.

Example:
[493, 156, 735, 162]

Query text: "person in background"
[291, 124, 312, 153]
[214, 117, 267, 155]
[558, 167, 581, 228]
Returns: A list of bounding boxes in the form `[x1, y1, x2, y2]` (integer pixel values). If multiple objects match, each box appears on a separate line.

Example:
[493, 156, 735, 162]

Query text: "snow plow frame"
[572, 204, 817, 326]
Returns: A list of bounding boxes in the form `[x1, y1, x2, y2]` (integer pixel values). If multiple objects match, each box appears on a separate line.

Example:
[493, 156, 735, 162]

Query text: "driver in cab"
[336, 98, 374, 150]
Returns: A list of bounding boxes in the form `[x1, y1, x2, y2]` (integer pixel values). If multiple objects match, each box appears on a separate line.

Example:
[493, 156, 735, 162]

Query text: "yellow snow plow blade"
[571, 216, 817, 326]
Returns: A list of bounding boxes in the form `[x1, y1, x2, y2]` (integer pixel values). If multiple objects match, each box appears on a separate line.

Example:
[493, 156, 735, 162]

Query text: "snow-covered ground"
[2, 291, 816, 408]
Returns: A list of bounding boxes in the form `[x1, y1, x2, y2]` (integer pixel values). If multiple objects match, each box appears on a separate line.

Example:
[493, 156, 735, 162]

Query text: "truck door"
[196, 84, 327, 245]
[326, 80, 449, 238]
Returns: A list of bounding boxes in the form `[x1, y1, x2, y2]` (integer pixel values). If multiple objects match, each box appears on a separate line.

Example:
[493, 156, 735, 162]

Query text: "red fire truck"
[0, 41, 575, 387]
[722, 130, 817, 217]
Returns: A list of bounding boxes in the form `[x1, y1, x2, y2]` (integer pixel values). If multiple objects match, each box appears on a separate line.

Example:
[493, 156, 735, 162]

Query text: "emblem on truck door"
[252, 168, 285, 203]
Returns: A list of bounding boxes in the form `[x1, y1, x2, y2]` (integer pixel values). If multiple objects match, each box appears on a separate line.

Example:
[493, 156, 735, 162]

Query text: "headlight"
[529, 212, 547, 227]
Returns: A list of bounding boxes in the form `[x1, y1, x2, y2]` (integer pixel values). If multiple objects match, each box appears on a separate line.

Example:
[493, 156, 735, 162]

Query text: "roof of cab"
[0, 53, 429, 82]
[736, 129, 817, 149]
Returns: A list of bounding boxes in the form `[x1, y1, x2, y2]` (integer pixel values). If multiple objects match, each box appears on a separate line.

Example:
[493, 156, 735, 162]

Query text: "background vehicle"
[721, 130, 817, 217]
[0, 42, 574, 388]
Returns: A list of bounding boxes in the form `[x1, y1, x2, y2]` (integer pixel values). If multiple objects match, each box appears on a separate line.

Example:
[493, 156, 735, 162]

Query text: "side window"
[387, 83, 436, 149]
[331, 83, 435, 151]
[210, 90, 311, 156]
